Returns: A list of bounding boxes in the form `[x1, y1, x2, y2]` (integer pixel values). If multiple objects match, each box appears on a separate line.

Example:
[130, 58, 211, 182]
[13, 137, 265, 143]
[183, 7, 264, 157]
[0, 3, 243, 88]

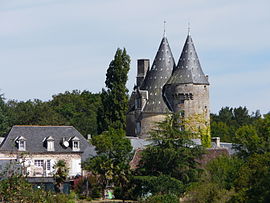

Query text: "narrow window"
[73, 141, 79, 149]
[47, 160, 51, 171]
[72, 137, 80, 151]
[19, 141, 25, 149]
[135, 122, 141, 135]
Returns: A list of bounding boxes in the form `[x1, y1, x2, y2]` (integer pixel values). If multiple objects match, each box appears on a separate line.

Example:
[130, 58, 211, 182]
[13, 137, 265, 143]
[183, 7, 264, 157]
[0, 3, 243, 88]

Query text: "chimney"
[87, 134, 92, 140]
[212, 137, 220, 148]
[136, 59, 150, 87]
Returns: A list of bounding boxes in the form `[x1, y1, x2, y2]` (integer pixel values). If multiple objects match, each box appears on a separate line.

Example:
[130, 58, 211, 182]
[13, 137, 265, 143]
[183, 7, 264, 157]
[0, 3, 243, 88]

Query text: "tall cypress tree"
[97, 48, 130, 133]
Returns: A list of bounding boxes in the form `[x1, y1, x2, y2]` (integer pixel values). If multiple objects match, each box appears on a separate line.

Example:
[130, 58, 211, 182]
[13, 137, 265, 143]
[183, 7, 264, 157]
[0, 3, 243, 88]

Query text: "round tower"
[163, 33, 210, 145]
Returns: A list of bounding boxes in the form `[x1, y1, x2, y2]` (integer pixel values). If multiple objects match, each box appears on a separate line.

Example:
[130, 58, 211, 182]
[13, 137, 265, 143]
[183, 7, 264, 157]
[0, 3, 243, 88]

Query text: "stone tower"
[126, 36, 175, 138]
[163, 33, 210, 137]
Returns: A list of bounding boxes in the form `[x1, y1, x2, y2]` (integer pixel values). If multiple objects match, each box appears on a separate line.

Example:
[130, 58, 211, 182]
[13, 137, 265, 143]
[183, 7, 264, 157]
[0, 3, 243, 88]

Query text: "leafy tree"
[211, 121, 230, 142]
[97, 48, 130, 133]
[143, 193, 179, 203]
[49, 90, 101, 136]
[210, 106, 261, 142]
[133, 175, 184, 197]
[185, 155, 242, 203]
[53, 160, 69, 193]
[4, 90, 101, 137]
[135, 114, 204, 198]
[0, 94, 9, 136]
[83, 128, 133, 200]
[234, 115, 270, 158]
[234, 125, 261, 158]
[233, 153, 270, 202]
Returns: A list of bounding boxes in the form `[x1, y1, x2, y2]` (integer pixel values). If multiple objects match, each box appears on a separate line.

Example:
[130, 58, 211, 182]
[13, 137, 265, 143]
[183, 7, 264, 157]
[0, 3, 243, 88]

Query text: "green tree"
[135, 114, 204, 198]
[97, 48, 130, 133]
[53, 160, 69, 193]
[0, 94, 9, 136]
[185, 156, 242, 203]
[211, 121, 230, 142]
[83, 128, 133, 200]
[233, 153, 270, 202]
[210, 106, 261, 142]
[49, 90, 101, 136]
[4, 90, 101, 137]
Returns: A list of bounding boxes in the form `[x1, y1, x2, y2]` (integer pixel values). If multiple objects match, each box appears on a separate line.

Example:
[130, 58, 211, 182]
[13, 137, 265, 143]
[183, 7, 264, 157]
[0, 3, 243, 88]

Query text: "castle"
[126, 31, 210, 139]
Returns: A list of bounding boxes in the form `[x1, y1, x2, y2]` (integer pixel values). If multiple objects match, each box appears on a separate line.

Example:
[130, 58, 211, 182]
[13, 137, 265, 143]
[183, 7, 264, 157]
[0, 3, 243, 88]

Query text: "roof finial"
[163, 20, 166, 37]
[188, 22, 191, 36]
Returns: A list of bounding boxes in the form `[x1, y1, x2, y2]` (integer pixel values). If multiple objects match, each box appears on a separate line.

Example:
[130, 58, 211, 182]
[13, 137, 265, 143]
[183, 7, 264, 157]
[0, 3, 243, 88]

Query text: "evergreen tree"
[0, 94, 9, 136]
[97, 48, 130, 133]
[134, 114, 204, 198]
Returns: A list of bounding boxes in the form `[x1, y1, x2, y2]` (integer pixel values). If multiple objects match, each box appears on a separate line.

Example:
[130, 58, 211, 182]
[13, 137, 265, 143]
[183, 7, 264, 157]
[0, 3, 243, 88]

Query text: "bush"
[142, 194, 179, 203]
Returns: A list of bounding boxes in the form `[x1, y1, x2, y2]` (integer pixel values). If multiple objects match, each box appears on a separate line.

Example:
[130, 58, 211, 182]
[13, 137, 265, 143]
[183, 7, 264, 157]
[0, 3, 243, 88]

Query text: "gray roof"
[140, 37, 175, 113]
[127, 137, 201, 150]
[166, 34, 209, 85]
[0, 126, 96, 160]
[127, 136, 152, 150]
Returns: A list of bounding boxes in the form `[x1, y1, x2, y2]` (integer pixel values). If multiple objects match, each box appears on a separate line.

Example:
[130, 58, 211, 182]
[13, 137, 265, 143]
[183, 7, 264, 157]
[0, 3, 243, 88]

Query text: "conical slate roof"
[166, 34, 209, 85]
[140, 37, 175, 113]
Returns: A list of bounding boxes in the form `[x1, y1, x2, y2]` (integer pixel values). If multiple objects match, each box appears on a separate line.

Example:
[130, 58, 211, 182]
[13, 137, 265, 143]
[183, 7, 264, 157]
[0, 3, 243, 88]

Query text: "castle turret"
[163, 33, 210, 143]
[126, 36, 175, 137]
[140, 36, 175, 113]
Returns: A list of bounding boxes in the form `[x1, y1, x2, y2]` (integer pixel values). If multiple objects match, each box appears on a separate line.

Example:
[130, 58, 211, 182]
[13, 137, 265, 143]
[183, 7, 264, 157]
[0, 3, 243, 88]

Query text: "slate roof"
[140, 36, 176, 113]
[127, 136, 152, 150]
[166, 34, 209, 85]
[0, 126, 96, 160]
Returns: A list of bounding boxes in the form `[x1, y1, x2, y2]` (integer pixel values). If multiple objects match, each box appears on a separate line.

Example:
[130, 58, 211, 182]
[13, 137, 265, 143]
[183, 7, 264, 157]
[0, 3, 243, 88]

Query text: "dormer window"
[17, 136, 26, 151]
[71, 136, 80, 151]
[46, 136, 55, 151]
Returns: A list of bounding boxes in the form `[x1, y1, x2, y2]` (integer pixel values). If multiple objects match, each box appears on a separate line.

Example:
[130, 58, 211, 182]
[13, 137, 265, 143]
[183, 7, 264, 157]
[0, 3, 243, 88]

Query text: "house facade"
[0, 126, 95, 178]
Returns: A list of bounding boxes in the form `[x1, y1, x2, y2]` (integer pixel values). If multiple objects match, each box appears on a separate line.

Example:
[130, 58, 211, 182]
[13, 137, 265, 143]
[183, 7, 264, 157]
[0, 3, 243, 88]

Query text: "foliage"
[185, 155, 242, 203]
[210, 106, 261, 142]
[74, 175, 101, 199]
[53, 160, 69, 193]
[0, 94, 9, 136]
[133, 175, 184, 197]
[234, 114, 270, 158]
[142, 193, 179, 203]
[211, 121, 230, 142]
[233, 153, 270, 202]
[187, 114, 270, 202]
[134, 114, 204, 199]
[49, 90, 101, 136]
[0, 171, 74, 203]
[0, 90, 101, 137]
[184, 182, 235, 203]
[183, 113, 211, 147]
[97, 48, 130, 133]
[138, 114, 204, 183]
[83, 128, 133, 199]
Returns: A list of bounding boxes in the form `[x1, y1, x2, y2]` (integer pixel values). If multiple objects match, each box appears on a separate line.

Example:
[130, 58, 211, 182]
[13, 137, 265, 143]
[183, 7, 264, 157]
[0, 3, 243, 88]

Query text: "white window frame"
[47, 140, 54, 151]
[18, 140, 26, 151]
[46, 160, 51, 171]
[34, 160, 44, 167]
[72, 141, 80, 151]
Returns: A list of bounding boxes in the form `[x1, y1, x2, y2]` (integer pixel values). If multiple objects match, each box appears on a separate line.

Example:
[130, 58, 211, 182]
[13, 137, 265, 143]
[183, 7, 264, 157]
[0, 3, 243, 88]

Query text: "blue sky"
[0, 0, 269, 114]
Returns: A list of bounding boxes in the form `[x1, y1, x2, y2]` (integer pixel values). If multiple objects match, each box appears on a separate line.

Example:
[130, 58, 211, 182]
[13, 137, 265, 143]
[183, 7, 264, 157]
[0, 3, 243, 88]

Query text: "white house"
[0, 126, 96, 178]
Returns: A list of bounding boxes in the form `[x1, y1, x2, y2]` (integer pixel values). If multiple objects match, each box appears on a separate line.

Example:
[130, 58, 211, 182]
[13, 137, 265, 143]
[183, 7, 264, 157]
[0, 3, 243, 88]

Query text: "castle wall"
[171, 84, 210, 132]
[140, 113, 167, 138]
[173, 84, 209, 119]
[126, 112, 136, 136]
